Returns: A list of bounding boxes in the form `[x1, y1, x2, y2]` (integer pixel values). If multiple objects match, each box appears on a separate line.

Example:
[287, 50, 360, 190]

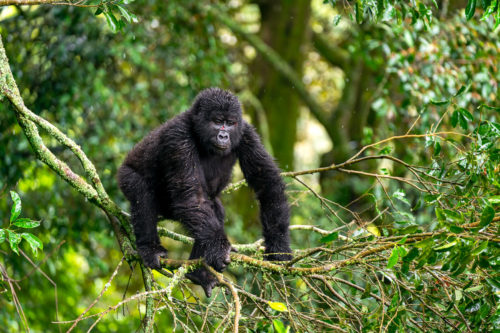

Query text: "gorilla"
[118, 87, 291, 296]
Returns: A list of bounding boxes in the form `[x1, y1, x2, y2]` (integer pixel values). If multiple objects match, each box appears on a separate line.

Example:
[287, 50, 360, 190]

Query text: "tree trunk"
[251, 0, 311, 170]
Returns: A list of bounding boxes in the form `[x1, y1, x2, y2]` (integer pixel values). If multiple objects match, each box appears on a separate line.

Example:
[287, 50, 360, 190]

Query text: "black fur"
[118, 88, 292, 297]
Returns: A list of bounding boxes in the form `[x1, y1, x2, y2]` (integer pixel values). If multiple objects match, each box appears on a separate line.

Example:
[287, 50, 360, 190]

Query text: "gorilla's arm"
[118, 163, 167, 269]
[237, 123, 292, 261]
[170, 192, 231, 272]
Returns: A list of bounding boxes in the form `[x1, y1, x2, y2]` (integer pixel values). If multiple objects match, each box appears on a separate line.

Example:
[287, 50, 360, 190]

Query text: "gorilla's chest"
[200, 154, 237, 197]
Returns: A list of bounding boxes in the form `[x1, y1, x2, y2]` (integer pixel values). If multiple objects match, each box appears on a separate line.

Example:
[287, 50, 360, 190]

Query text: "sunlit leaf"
[488, 196, 500, 204]
[393, 189, 411, 206]
[0, 229, 5, 243]
[434, 241, 457, 251]
[268, 301, 288, 312]
[366, 224, 381, 237]
[118, 5, 132, 23]
[10, 191, 21, 223]
[6, 230, 21, 255]
[464, 285, 483, 293]
[21, 233, 43, 255]
[387, 246, 399, 268]
[471, 241, 488, 256]
[104, 11, 119, 33]
[13, 219, 40, 229]
[273, 319, 289, 333]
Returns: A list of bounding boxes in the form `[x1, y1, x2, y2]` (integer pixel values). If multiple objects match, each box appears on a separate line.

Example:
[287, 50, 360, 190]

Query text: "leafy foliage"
[1, 191, 43, 256]
[0, 1, 498, 332]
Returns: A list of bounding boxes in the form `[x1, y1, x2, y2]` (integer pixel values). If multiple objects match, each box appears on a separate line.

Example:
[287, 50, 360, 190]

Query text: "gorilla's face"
[208, 114, 240, 152]
[191, 88, 243, 155]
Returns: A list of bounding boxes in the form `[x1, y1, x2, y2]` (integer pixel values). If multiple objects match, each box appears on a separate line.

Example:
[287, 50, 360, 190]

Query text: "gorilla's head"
[191, 88, 243, 155]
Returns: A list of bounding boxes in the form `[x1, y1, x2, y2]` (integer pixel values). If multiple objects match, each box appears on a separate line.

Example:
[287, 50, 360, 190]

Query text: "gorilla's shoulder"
[154, 112, 192, 139]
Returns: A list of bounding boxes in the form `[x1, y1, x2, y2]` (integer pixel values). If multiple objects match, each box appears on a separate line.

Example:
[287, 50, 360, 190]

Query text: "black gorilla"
[118, 88, 291, 296]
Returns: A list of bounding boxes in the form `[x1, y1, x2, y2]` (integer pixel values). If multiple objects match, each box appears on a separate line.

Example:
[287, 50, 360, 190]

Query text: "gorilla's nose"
[217, 131, 229, 144]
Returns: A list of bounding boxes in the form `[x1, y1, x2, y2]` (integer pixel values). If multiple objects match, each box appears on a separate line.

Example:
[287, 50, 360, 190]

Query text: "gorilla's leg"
[118, 165, 167, 269]
[185, 197, 230, 297]
[213, 197, 225, 227]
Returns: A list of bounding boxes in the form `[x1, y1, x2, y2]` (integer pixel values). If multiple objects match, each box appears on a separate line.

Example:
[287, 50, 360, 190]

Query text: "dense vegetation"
[0, 1, 498, 332]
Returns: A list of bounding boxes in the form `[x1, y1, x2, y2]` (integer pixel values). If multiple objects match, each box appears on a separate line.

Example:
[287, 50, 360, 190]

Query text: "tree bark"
[250, 0, 311, 170]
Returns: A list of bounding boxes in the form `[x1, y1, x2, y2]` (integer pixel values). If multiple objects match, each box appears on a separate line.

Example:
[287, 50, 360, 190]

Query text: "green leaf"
[471, 241, 488, 256]
[399, 225, 420, 234]
[333, 14, 341, 25]
[379, 146, 393, 154]
[403, 247, 419, 262]
[458, 108, 473, 121]
[397, 236, 408, 245]
[479, 104, 500, 111]
[449, 225, 463, 233]
[435, 207, 445, 221]
[117, 5, 132, 22]
[21, 233, 43, 255]
[393, 189, 411, 206]
[451, 110, 459, 127]
[479, 205, 495, 227]
[0, 229, 5, 243]
[387, 246, 399, 268]
[434, 241, 457, 251]
[454, 84, 470, 97]
[272, 320, 289, 333]
[6, 230, 21, 255]
[13, 219, 40, 229]
[10, 191, 21, 223]
[488, 196, 500, 204]
[104, 11, 119, 33]
[433, 141, 441, 156]
[94, 7, 103, 16]
[466, 0, 477, 20]
[430, 99, 449, 106]
[268, 301, 288, 312]
[455, 289, 463, 301]
[464, 285, 482, 293]
[424, 194, 440, 204]
[442, 209, 464, 223]
[320, 232, 338, 243]
[129, 13, 139, 23]
[458, 112, 468, 130]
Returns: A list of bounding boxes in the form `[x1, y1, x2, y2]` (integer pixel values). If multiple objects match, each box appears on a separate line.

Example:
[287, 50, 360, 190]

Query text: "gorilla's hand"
[137, 245, 168, 270]
[193, 237, 232, 272]
[186, 268, 219, 298]
[264, 242, 292, 262]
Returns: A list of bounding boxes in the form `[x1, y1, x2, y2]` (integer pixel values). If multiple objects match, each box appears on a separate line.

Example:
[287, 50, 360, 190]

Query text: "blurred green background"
[0, 0, 499, 332]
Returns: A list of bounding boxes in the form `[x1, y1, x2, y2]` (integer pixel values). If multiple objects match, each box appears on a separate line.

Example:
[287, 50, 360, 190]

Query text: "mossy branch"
[0, 35, 155, 332]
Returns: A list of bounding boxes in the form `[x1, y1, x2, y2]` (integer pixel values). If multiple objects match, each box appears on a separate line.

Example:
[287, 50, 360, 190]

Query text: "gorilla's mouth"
[214, 143, 230, 150]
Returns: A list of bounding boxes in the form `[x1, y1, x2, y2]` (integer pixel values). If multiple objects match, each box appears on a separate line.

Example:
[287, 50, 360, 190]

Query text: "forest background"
[0, 0, 499, 332]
